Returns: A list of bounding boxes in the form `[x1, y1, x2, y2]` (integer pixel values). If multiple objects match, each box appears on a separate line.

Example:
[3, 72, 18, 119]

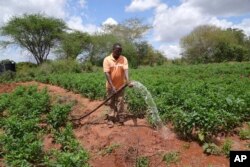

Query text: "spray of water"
[131, 81, 173, 139]
[131, 81, 162, 127]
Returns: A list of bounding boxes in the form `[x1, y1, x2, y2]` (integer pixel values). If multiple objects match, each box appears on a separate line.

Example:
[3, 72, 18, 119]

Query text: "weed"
[221, 139, 233, 157]
[182, 143, 190, 149]
[163, 151, 180, 166]
[99, 143, 120, 156]
[202, 143, 221, 155]
[136, 156, 149, 167]
[239, 129, 250, 140]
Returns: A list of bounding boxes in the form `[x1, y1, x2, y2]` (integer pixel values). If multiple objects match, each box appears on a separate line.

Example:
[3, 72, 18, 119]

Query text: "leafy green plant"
[136, 156, 149, 167]
[202, 143, 221, 155]
[44, 149, 89, 167]
[221, 139, 233, 157]
[3, 62, 250, 141]
[0, 86, 89, 166]
[163, 151, 180, 166]
[47, 104, 72, 129]
[99, 143, 120, 156]
[239, 123, 250, 140]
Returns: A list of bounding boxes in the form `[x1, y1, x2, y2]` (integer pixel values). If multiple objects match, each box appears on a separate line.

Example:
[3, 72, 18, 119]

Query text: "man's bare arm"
[105, 72, 116, 92]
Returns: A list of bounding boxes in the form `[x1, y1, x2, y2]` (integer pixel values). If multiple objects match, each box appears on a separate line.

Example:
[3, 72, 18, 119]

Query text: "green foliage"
[0, 94, 9, 113]
[136, 156, 149, 167]
[239, 129, 250, 140]
[221, 139, 233, 157]
[1, 13, 67, 64]
[45, 149, 89, 166]
[35, 72, 105, 100]
[0, 71, 16, 83]
[125, 88, 147, 117]
[53, 123, 78, 151]
[45, 149, 89, 167]
[0, 86, 89, 166]
[99, 143, 120, 156]
[0, 86, 50, 166]
[38, 59, 82, 74]
[163, 151, 180, 166]
[47, 104, 72, 129]
[88, 18, 164, 67]
[239, 123, 250, 140]
[55, 31, 91, 60]
[2, 62, 249, 141]
[181, 25, 250, 64]
[47, 123, 89, 166]
[102, 18, 151, 42]
[202, 143, 221, 155]
[87, 34, 120, 66]
[12, 60, 99, 82]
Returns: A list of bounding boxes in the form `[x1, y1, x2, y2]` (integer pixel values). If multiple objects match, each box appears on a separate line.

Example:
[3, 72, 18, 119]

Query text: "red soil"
[0, 81, 249, 167]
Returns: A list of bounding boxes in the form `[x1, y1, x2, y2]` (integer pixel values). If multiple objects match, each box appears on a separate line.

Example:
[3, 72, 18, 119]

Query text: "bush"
[0, 71, 16, 82]
[37, 60, 81, 75]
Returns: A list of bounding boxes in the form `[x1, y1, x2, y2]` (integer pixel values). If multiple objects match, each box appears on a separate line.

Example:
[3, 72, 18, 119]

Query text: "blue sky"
[1, 0, 250, 62]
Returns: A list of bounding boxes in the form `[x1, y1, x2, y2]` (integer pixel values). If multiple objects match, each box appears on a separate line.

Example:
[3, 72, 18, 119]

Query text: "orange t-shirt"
[103, 54, 128, 90]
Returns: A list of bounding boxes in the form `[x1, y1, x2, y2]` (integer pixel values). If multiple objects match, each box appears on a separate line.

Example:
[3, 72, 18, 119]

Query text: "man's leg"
[107, 89, 117, 116]
[116, 91, 125, 124]
[107, 89, 117, 127]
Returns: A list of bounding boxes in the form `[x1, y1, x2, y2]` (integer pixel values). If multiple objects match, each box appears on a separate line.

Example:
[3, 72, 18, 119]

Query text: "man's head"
[112, 43, 122, 59]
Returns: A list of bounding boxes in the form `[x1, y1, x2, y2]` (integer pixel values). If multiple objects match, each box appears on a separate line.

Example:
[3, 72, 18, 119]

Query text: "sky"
[1, 0, 250, 62]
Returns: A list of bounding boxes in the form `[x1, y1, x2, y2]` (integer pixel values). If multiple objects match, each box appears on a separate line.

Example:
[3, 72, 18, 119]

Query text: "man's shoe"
[117, 122, 124, 126]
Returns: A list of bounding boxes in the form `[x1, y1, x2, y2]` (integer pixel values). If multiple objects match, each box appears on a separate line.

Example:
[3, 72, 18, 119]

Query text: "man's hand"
[127, 81, 134, 88]
[111, 85, 117, 94]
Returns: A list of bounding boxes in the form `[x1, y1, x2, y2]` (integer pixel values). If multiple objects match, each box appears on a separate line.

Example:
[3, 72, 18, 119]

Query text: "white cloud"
[78, 0, 87, 8]
[102, 17, 118, 25]
[186, 0, 250, 16]
[234, 19, 250, 36]
[208, 17, 233, 29]
[125, 0, 161, 12]
[0, 0, 66, 26]
[66, 16, 99, 34]
[145, 0, 250, 58]
[1, 48, 32, 63]
[0, 0, 97, 62]
[153, 3, 210, 43]
[159, 44, 182, 59]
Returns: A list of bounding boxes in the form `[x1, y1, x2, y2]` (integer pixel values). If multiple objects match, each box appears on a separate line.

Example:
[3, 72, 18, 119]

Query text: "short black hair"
[113, 43, 122, 50]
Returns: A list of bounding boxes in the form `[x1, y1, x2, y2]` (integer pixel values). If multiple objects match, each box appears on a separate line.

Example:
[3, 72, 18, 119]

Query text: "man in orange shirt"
[103, 43, 132, 127]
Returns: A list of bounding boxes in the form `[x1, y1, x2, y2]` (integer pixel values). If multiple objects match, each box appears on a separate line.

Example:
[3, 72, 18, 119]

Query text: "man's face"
[113, 47, 122, 59]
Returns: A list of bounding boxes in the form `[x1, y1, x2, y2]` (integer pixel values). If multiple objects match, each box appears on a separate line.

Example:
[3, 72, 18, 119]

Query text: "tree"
[101, 18, 166, 67]
[55, 31, 91, 60]
[87, 34, 120, 65]
[0, 14, 67, 65]
[102, 18, 151, 42]
[180, 25, 222, 63]
[180, 25, 250, 63]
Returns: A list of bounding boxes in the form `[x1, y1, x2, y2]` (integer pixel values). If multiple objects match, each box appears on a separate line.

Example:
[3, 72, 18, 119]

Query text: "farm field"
[0, 62, 250, 166]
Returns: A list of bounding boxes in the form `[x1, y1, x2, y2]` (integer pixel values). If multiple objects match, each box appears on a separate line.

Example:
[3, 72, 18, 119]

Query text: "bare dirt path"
[1, 81, 248, 167]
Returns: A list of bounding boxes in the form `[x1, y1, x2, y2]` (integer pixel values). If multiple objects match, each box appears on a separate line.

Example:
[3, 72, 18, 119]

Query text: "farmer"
[103, 43, 132, 127]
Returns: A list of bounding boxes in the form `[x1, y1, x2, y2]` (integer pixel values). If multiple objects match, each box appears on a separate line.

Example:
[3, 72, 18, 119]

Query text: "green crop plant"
[47, 104, 72, 129]
[0, 86, 89, 166]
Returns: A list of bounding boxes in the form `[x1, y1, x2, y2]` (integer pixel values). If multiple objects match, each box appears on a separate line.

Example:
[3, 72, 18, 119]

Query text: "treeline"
[0, 14, 166, 68]
[180, 25, 250, 64]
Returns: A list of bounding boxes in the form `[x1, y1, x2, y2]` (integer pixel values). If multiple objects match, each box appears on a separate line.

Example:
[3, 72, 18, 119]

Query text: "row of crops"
[27, 62, 249, 140]
[0, 86, 89, 166]
[132, 63, 250, 139]
[1, 62, 250, 142]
